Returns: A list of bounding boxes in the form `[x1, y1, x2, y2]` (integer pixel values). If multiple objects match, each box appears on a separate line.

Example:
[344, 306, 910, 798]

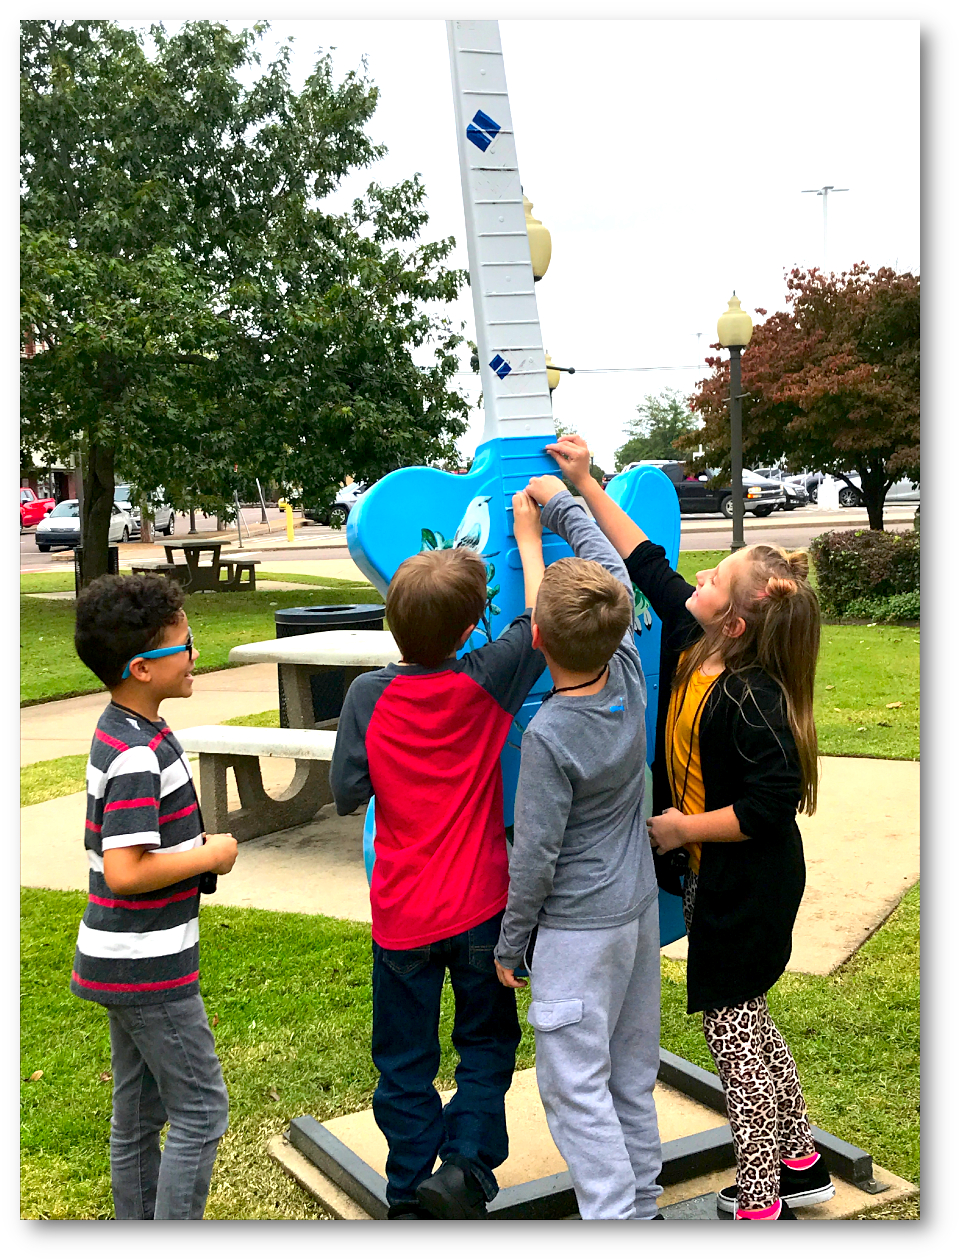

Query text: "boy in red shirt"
[330, 492, 546, 1219]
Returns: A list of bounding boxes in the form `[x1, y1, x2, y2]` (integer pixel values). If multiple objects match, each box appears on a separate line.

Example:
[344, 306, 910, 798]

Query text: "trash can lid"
[274, 603, 385, 626]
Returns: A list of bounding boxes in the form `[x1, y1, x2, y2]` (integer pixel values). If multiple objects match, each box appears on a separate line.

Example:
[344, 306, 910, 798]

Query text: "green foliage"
[810, 528, 919, 615]
[844, 592, 921, 623]
[614, 389, 699, 470]
[21, 883, 919, 1217]
[21, 20, 469, 577]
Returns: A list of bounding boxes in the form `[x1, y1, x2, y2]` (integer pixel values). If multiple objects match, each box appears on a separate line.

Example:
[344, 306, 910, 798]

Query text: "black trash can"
[74, 545, 120, 596]
[274, 603, 385, 726]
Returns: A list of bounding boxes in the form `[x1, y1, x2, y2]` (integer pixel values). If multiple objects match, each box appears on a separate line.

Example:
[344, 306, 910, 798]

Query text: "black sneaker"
[716, 1159, 835, 1216]
[387, 1202, 433, 1220]
[416, 1162, 488, 1220]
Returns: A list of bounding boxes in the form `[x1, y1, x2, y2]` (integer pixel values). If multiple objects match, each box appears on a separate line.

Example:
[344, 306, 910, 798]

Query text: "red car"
[20, 487, 56, 529]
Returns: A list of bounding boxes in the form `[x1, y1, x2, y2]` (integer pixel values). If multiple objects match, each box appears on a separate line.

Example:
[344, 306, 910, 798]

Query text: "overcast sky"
[134, 17, 919, 470]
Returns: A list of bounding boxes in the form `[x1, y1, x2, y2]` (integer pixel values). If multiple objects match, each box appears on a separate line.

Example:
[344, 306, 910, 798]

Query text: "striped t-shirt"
[70, 702, 205, 1006]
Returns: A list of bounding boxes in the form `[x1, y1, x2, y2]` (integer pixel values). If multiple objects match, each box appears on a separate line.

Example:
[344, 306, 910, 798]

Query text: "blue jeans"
[371, 910, 522, 1208]
[107, 994, 229, 1219]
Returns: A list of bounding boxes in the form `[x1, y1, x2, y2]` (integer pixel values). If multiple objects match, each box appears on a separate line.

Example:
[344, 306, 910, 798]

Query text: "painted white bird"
[453, 495, 491, 554]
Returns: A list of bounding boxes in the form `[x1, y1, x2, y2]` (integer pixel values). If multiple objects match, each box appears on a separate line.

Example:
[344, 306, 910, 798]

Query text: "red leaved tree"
[682, 264, 919, 530]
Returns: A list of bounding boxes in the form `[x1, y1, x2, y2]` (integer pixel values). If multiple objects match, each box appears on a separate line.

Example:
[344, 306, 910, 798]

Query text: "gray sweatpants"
[526, 896, 662, 1219]
[107, 994, 229, 1219]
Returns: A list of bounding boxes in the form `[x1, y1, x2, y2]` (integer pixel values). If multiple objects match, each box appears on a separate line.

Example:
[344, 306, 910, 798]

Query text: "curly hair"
[75, 574, 185, 687]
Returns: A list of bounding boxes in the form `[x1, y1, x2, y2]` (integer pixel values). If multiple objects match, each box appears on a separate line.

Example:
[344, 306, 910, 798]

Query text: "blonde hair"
[386, 548, 487, 667]
[534, 557, 633, 673]
[676, 545, 820, 814]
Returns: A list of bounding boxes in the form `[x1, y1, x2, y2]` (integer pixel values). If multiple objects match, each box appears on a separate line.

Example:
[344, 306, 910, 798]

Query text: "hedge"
[809, 528, 920, 616]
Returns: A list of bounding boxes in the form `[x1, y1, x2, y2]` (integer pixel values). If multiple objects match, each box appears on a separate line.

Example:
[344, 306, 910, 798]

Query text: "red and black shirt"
[330, 615, 545, 950]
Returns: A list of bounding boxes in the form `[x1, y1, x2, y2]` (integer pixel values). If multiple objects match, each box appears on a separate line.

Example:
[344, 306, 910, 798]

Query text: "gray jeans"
[526, 897, 663, 1219]
[107, 994, 229, 1219]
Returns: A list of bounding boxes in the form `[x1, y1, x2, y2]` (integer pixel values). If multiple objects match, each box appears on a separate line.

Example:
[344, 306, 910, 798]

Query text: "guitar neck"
[447, 20, 555, 450]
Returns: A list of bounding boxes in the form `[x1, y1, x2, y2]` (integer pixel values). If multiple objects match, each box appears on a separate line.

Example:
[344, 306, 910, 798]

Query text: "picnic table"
[228, 630, 400, 730]
[131, 541, 258, 592]
[183, 630, 398, 838]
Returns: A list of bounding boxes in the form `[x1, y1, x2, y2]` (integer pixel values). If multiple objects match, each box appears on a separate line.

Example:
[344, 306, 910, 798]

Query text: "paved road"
[22, 505, 915, 571]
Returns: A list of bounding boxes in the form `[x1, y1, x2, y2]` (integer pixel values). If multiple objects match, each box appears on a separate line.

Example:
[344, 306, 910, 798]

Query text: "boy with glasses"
[71, 573, 238, 1219]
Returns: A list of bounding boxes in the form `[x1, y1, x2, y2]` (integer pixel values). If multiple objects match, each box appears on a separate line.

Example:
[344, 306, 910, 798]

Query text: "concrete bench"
[131, 561, 182, 579]
[177, 725, 337, 842]
[217, 558, 260, 591]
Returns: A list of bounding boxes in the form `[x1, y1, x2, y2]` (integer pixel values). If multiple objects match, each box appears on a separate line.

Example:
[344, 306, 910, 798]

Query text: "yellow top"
[665, 654, 721, 874]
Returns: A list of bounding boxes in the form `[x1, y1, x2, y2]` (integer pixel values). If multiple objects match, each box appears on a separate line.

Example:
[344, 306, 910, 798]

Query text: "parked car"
[20, 487, 56, 530]
[114, 484, 176, 536]
[303, 481, 368, 529]
[795, 471, 919, 507]
[752, 467, 809, 511]
[615, 460, 785, 517]
[35, 500, 137, 552]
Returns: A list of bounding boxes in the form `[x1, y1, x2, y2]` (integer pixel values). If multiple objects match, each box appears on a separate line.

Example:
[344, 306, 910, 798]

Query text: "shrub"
[843, 591, 921, 623]
[810, 528, 920, 615]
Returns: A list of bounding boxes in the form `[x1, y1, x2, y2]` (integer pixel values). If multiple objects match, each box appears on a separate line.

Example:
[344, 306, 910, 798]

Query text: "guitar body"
[349, 18, 686, 947]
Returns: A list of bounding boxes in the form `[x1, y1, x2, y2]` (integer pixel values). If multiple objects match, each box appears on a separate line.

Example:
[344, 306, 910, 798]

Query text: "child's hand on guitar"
[512, 490, 543, 541]
[545, 434, 592, 488]
[525, 474, 568, 506]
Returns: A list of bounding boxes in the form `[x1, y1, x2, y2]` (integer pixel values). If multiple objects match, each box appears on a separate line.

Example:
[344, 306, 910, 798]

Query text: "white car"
[114, 484, 176, 536]
[35, 500, 137, 552]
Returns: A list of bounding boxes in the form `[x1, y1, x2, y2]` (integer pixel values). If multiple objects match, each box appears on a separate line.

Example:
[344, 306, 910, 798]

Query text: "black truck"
[615, 460, 785, 518]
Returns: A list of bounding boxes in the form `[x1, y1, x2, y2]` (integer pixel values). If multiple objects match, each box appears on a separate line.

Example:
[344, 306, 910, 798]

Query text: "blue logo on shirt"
[609, 697, 625, 713]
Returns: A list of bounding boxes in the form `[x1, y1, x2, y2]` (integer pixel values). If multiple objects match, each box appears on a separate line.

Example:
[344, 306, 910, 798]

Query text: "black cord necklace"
[108, 701, 215, 893]
[542, 665, 609, 704]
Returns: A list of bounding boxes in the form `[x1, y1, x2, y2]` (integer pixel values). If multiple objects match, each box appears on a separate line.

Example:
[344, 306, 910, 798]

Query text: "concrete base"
[268, 1068, 917, 1221]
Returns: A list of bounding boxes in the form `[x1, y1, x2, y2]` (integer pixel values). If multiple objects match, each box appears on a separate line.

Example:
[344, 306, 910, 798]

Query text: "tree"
[614, 389, 701, 470]
[683, 265, 919, 530]
[21, 20, 468, 580]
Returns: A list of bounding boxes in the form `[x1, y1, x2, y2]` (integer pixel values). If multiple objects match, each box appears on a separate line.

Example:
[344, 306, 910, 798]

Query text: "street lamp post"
[716, 294, 753, 552]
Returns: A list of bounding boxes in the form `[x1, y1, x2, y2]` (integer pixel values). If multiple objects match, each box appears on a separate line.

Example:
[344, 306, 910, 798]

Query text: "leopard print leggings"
[683, 871, 816, 1211]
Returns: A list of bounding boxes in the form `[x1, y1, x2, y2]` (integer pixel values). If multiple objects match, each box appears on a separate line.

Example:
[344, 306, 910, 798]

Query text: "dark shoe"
[416, 1162, 488, 1220]
[717, 1158, 835, 1215]
[387, 1202, 433, 1219]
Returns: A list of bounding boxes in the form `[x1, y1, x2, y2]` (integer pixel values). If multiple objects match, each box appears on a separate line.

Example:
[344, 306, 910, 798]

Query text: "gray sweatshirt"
[495, 491, 657, 969]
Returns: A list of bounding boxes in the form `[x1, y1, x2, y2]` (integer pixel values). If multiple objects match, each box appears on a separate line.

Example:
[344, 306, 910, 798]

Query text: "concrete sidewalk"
[20, 755, 918, 977]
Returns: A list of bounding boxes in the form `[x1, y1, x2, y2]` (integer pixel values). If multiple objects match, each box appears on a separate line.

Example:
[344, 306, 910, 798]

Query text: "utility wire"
[452, 362, 706, 377]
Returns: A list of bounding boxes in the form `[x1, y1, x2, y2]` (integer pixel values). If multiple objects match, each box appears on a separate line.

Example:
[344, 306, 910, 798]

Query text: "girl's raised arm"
[545, 436, 647, 558]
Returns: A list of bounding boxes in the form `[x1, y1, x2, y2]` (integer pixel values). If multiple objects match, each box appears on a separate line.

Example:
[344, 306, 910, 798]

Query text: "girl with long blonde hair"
[550, 435, 833, 1222]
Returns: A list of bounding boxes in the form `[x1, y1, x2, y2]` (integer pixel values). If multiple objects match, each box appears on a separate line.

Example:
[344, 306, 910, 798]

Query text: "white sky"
[208, 16, 921, 470]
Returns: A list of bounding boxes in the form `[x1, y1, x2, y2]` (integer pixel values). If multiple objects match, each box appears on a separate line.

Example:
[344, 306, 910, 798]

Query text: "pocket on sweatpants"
[527, 998, 583, 1032]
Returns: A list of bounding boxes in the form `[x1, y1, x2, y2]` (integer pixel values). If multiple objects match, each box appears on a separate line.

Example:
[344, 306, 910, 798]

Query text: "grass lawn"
[20, 755, 90, 808]
[20, 579, 380, 706]
[20, 883, 919, 1219]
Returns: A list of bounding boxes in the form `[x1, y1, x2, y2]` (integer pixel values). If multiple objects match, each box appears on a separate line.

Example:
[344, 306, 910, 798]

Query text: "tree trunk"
[79, 441, 116, 585]
[140, 500, 153, 545]
[856, 464, 891, 532]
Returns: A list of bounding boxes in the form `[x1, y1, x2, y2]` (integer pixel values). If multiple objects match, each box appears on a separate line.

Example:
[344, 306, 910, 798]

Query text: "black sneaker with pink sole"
[716, 1159, 836, 1216]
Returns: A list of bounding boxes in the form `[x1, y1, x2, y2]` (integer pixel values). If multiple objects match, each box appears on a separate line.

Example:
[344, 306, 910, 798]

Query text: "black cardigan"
[626, 540, 806, 1014]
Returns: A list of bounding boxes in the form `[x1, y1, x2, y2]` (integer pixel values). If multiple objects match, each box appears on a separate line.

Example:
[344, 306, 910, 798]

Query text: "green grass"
[20, 583, 379, 706]
[20, 755, 89, 808]
[222, 710, 281, 728]
[20, 883, 919, 1219]
[20, 570, 367, 596]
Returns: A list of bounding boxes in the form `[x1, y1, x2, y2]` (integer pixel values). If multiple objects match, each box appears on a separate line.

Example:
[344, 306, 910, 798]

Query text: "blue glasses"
[121, 631, 194, 680]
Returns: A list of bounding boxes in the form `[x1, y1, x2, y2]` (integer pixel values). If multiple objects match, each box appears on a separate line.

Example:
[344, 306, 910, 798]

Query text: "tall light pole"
[717, 293, 753, 553]
[802, 184, 848, 272]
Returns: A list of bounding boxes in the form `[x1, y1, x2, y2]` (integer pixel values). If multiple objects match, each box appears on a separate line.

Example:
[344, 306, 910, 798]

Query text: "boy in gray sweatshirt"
[494, 475, 662, 1220]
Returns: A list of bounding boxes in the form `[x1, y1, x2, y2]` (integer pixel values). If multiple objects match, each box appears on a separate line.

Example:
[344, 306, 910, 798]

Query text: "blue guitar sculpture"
[349, 20, 686, 948]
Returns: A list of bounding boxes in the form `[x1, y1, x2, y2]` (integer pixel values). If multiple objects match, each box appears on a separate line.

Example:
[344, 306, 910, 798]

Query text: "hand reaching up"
[545, 434, 592, 489]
